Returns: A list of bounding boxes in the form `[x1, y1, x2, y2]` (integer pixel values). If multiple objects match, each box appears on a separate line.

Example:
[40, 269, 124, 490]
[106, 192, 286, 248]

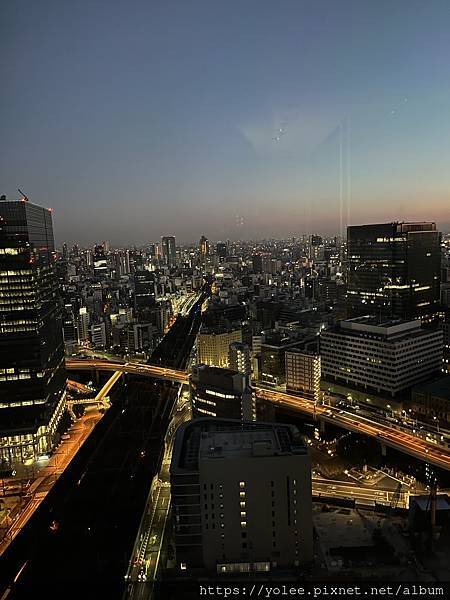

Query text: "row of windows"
[322, 351, 442, 372]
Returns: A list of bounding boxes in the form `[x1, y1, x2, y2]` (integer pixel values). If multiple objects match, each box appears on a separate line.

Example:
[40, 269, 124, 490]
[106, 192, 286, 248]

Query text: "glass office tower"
[161, 235, 176, 267]
[347, 222, 441, 321]
[0, 198, 66, 467]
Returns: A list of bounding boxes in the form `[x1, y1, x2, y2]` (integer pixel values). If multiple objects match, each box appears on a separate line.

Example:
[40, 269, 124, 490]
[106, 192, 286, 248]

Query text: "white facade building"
[229, 342, 251, 376]
[320, 317, 443, 397]
[285, 350, 321, 401]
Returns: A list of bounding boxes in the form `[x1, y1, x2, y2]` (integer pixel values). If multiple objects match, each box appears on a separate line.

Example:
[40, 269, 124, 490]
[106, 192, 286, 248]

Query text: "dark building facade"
[0, 198, 66, 466]
[161, 235, 176, 267]
[170, 418, 313, 573]
[133, 270, 156, 317]
[216, 241, 227, 261]
[190, 364, 255, 421]
[199, 235, 209, 258]
[93, 243, 108, 279]
[347, 222, 441, 321]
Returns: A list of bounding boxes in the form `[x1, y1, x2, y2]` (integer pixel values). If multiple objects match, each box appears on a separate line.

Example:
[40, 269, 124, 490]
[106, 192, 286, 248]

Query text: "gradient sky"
[1, 0, 450, 245]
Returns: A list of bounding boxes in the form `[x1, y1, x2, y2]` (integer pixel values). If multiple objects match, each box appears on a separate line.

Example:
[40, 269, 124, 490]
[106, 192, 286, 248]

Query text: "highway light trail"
[67, 358, 450, 471]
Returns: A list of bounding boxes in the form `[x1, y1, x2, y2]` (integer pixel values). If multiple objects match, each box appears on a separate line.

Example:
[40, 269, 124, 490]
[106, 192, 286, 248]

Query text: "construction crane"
[18, 188, 29, 202]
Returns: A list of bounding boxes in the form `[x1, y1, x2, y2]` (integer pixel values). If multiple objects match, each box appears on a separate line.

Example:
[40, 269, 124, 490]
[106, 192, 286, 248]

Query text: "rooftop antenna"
[18, 188, 29, 202]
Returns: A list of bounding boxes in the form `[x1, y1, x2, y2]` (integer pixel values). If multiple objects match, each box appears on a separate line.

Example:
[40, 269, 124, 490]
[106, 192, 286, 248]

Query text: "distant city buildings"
[216, 241, 228, 262]
[134, 270, 156, 317]
[93, 243, 108, 279]
[199, 235, 209, 259]
[0, 197, 66, 466]
[320, 316, 443, 397]
[170, 418, 313, 574]
[347, 222, 441, 322]
[161, 235, 177, 267]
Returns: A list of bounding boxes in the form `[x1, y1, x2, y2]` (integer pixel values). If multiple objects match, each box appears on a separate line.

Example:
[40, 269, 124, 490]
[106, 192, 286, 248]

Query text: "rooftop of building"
[412, 375, 450, 400]
[0, 195, 52, 212]
[346, 315, 416, 328]
[200, 429, 285, 460]
[199, 325, 242, 335]
[348, 221, 436, 232]
[190, 364, 249, 393]
[285, 347, 320, 358]
[229, 341, 250, 350]
[191, 364, 242, 380]
[323, 315, 441, 341]
[261, 329, 312, 348]
[171, 418, 307, 473]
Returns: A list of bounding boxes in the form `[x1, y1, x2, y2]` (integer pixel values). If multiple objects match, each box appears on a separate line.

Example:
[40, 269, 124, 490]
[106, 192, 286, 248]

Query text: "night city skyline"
[2, 3, 450, 599]
[2, 1, 450, 245]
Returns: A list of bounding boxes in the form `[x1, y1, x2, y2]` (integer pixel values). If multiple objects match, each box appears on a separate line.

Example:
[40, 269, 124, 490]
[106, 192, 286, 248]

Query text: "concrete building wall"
[199, 452, 313, 572]
[197, 329, 242, 367]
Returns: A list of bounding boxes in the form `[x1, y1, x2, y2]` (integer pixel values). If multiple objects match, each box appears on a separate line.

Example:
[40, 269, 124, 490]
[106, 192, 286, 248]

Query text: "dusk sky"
[1, 0, 450, 245]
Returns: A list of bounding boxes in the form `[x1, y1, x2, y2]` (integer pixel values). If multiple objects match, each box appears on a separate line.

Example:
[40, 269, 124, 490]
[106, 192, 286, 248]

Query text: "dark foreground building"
[347, 222, 441, 321]
[170, 418, 313, 575]
[0, 197, 66, 467]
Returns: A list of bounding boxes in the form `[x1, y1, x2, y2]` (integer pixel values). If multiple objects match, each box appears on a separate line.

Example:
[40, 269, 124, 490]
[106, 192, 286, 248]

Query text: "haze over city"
[2, 0, 450, 245]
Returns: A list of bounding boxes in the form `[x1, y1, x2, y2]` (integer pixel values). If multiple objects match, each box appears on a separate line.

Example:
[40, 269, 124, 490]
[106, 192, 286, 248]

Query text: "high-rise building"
[197, 326, 242, 367]
[127, 323, 153, 353]
[190, 365, 255, 421]
[320, 316, 443, 397]
[90, 322, 107, 348]
[229, 341, 251, 376]
[0, 197, 66, 466]
[93, 244, 109, 279]
[161, 235, 176, 267]
[216, 241, 227, 261]
[77, 307, 90, 342]
[62, 305, 77, 349]
[134, 270, 156, 316]
[155, 299, 172, 334]
[285, 350, 321, 401]
[170, 418, 313, 573]
[199, 235, 209, 258]
[114, 250, 131, 277]
[443, 312, 450, 374]
[347, 222, 441, 321]
[251, 254, 263, 273]
[311, 234, 323, 247]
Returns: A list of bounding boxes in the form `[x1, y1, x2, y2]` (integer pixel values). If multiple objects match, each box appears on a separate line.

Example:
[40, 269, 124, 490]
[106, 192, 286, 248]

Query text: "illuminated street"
[123, 388, 190, 600]
[0, 410, 103, 557]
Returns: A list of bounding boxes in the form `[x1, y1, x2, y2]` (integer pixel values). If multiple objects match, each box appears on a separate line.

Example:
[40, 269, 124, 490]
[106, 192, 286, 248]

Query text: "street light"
[433, 415, 440, 433]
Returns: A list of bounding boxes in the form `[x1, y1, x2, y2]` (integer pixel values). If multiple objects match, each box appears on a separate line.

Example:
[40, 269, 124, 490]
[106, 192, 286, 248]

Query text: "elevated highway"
[66, 359, 188, 384]
[66, 358, 450, 471]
